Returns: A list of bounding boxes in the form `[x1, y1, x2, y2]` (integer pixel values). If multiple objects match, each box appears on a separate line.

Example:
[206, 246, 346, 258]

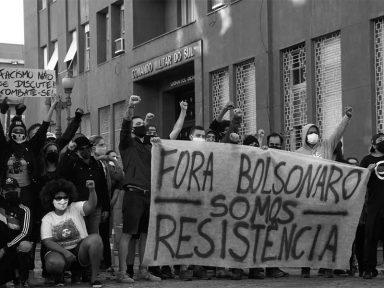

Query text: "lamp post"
[55, 73, 75, 137]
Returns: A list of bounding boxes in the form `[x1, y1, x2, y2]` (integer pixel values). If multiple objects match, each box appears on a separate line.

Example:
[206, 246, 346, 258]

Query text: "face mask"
[192, 137, 205, 142]
[46, 151, 59, 163]
[11, 133, 26, 144]
[377, 142, 384, 153]
[3, 191, 20, 205]
[307, 133, 319, 145]
[53, 198, 69, 211]
[132, 125, 146, 138]
[95, 146, 107, 156]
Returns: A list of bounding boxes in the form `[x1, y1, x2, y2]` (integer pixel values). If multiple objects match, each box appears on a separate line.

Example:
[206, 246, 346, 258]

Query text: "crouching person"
[40, 179, 103, 288]
[0, 177, 33, 288]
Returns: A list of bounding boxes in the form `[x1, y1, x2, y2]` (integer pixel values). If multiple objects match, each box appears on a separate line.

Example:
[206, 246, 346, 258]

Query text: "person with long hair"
[40, 178, 103, 287]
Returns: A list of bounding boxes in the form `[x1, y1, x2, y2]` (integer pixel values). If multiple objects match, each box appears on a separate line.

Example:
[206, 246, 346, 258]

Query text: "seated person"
[0, 177, 33, 288]
[40, 178, 103, 288]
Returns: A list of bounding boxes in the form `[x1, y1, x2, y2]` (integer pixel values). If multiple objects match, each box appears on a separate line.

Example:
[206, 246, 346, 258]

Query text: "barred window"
[99, 106, 110, 149]
[211, 68, 230, 121]
[314, 32, 342, 139]
[235, 59, 257, 139]
[375, 18, 384, 132]
[282, 44, 307, 151]
[113, 101, 126, 151]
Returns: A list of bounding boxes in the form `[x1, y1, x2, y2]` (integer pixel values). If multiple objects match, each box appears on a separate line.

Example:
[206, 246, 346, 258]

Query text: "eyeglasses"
[54, 196, 69, 201]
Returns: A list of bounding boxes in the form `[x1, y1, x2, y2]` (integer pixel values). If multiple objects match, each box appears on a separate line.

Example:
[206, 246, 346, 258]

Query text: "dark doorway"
[174, 84, 195, 139]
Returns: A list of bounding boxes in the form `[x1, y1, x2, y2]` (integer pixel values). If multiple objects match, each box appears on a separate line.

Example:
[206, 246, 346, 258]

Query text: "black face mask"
[79, 149, 91, 160]
[377, 142, 384, 153]
[3, 191, 20, 206]
[46, 151, 59, 163]
[132, 126, 146, 138]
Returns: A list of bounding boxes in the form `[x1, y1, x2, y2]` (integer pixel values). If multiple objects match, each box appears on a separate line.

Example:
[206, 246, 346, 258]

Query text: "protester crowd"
[0, 93, 383, 288]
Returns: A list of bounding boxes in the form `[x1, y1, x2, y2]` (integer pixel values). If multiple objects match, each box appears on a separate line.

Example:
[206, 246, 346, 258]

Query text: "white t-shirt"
[41, 201, 88, 250]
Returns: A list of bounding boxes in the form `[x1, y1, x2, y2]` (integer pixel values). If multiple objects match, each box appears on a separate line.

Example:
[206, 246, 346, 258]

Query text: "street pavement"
[30, 268, 384, 288]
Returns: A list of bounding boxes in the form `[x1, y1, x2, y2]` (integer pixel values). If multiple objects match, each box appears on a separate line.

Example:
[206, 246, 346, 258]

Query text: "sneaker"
[90, 280, 103, 288]
[116, 271, 134, 283]
[161, 266, 174, 279]
[266, 268, 289, 278]
[136, 269, 161, 282]
[363, 271, 373, 279]
[215, 267, 228, 279]
[179, 269, 193, 281]
[148, 266, 164, 279]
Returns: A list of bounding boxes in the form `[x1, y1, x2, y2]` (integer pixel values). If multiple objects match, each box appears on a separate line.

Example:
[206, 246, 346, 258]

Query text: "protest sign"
[144, 140, 370, 269]
[0, 67, 56, 99]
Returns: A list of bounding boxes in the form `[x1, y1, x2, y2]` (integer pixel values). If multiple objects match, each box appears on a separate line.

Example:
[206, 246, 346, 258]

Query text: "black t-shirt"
[360, 154, 384, 209]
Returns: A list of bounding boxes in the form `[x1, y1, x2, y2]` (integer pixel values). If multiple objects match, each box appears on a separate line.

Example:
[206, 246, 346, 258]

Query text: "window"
[181, 0, 195, 26]
[113, 101, 125, 151]
[80, 113, 91, 138]
[40, 0, 47, 10]
[99, 106, 110, 149]
[84, 24, 90, 71]
[97, 9, 108, 63]
[43, 46, 48, 69]
[375, 18, 384, 132]
[235, 59, 257, 139]
[208, 0, 226, 12]
[211, 68, 230, 121]
[314, 32, 342, 139]
[282, 44, 307, 150]
[112, 3, 125, 56]
[64, 30, 78, 77]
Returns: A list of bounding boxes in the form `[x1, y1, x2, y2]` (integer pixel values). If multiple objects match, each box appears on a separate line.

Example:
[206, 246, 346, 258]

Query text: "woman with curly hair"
[40, 178, 103, 288]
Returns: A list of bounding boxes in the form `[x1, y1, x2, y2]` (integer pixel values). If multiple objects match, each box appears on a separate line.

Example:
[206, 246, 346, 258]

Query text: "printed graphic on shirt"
[51, 218, 81, 249]
[7, 212, 21, 231]
[7, 154, 30, 187]
[312, 151, 323, 158]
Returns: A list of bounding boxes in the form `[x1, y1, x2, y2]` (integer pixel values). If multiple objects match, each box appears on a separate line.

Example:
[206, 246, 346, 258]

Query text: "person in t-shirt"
[40, 178, 103, 288]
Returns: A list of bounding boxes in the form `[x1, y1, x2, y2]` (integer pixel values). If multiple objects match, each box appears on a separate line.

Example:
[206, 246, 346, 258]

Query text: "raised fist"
[129, 95, 141, 106]
[229, 133, 240, 144]
[180, 101, 188, 111]
[68, 141, 77, 151]
[146, 113, 155, 120]
[345, 106, 352, 118]
[15, 103, 26, 116]
[233, 108, 243, 118]
[75, 108, 84, 119]
[0, 97, 9, 114]
[224, 101, 235, 111]
[86, 180, 95, 189]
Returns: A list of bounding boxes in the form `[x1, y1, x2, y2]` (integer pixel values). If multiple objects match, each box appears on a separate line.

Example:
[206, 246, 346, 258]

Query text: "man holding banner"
[295, 106, 352, 278]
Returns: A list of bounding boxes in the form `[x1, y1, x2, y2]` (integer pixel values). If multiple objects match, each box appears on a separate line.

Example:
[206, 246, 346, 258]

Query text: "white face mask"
[11, 133, 26, 144]
[307, 133, 319, 145]
[53, 199, 69, 211]
[95, 146, 107, 156]
[192, 137, 205, 142]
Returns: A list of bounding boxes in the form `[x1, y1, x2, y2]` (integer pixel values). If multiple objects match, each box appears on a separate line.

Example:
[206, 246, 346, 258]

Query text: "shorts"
[44, 239, 87, 267]
[122, 187, 150, 235]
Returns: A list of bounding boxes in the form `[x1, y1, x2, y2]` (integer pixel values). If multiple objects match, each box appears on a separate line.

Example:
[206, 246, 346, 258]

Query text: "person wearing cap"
[295, 106, 352, 278]
[57, 135, 110, 236]
[356, 133, 384, 279]
[0, 177, 33, 287]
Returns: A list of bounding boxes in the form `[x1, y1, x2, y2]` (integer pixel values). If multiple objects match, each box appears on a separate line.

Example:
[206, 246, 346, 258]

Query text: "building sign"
[132, 42, 200, 80]
[0, 67, 56, 99]
[169, 75, 195, 89]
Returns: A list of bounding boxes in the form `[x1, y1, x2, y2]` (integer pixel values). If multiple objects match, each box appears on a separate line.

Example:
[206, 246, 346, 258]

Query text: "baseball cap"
[3, 177, 19, 189]
[46, 132, 56, 140]
[371, 133, 384, 145]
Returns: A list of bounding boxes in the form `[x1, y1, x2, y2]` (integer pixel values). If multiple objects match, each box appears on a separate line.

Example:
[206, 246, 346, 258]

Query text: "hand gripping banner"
[144, 140, 369, 269]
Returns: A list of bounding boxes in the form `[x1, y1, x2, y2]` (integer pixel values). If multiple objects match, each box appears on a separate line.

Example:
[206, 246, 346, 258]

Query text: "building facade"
[23, 0, 384, 159]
